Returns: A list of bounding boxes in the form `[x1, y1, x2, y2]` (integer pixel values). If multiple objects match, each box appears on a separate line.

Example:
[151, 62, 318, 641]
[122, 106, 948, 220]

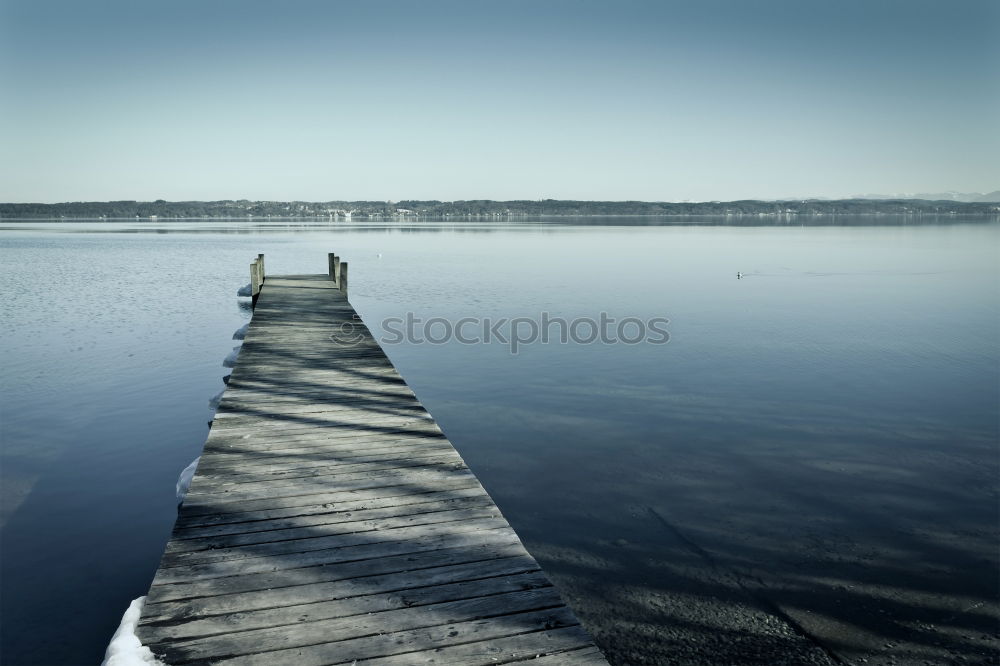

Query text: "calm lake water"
[1, 217, 997, 665]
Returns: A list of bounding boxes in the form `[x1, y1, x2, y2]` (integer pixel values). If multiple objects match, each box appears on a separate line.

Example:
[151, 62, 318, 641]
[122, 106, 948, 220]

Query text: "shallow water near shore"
[1, 217, 997, 665]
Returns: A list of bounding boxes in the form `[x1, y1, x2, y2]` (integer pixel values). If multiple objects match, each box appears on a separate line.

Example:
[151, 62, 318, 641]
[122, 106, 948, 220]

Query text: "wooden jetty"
[136, 254, 607, 665]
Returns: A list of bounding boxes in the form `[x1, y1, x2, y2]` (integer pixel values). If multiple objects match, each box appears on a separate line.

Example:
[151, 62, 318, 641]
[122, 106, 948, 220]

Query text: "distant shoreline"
[3, 213, 1000, 221]
[1, 198, 998, 221]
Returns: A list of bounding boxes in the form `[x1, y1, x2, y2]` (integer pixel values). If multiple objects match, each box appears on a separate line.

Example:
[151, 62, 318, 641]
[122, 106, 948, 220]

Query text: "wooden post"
[339, 261, 348, 297]
[333, 256, 342, 287]
[257, 254, 265, 282]
[328, 253, 336, 280]
[250, 259, 261, 307]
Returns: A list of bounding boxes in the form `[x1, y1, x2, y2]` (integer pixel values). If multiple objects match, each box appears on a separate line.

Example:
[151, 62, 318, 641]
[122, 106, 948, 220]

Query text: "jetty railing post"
[250, 257, 263, 307]
[328, 253, 336, 280]
[257, 254, 265, 282]
[339, 262, 348, 297]
[333, 255, 342, 286]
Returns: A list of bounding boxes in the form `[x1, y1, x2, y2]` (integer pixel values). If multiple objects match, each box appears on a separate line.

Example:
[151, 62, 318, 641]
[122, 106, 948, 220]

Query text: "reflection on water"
[0, 218, 997, 664]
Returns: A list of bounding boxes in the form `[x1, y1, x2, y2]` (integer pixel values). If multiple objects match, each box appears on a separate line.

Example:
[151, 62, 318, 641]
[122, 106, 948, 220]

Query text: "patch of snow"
[101, 596, 165, 666]
[176, 457, 200, 502]
[237, 283, 252, 297]
[232, 323, 250, 340]
[223, 345, 240, 368]
[208, 390, 224, 410]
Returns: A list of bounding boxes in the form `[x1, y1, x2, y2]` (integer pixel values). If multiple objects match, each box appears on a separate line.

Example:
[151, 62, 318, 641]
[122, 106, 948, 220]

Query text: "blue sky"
[1, 0, 997, 202]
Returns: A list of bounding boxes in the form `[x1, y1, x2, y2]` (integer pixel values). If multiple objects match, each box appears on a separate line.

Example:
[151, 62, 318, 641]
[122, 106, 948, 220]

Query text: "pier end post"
[250, 259, 261, 307]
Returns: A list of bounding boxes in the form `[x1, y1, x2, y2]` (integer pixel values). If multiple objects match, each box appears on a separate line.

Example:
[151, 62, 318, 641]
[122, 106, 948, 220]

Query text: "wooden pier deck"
[136, 256, 607, 665]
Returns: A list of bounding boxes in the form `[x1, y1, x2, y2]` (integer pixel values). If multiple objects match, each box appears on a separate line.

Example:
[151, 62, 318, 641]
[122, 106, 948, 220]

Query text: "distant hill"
[1, 198, 997, 219]
[853, 191, 1000, 202]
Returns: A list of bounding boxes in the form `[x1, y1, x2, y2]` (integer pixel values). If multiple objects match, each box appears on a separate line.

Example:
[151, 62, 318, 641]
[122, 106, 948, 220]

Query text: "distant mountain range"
[851, 191, 1000, 203]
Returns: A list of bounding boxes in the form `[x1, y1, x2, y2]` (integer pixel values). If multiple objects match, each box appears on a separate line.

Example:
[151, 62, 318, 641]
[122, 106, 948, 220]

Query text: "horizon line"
[4, 194, 999, 205]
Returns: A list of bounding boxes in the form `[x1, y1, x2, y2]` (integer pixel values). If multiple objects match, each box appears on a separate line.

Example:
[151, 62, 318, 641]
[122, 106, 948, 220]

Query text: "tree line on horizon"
[1, 198, 997, 219]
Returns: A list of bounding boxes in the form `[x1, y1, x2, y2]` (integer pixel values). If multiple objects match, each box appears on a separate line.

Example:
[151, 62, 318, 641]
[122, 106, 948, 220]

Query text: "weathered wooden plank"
[217, 387, 423, 401]
[158, 516, 510, 571]
[163, 505, 503, 558]
[178, 481, 482, 515]
[142, 554, 542, 626]
[348, 627, 598, 666]
[193, 452, 455, 475]
[147, 533, 529, 604]
[192, 451, 464, 482]
[198, 449, 450, 469]
[184, 463, 474, 501]
[212, 416, 440, 437]
[152, 523, 515, 584]
[204, 426, 446, 445]
[513, 646, 610, 664]
[215, 402, 427, 420]
[209, 416, 441, 435]
[142, 568, 553, 646]
[193, 452, 465, 484]
[205, 608, 582, 666]
[219, 377, 413, 395]
[202, 435, 449, 457]
[170, 495, 496, 545]
[136, 272, 606, 665]
[216, 402, 420, 416]
[195, 446, 454, 470]
[200, 432, 451, 457]
[181, 467, 479, 508]
[187, 459, 469, 492]
[215, 408, 423, 424]
[149, 587, 563, 663]
[201, 438, 450, 461]
[174, 479, 486, 528]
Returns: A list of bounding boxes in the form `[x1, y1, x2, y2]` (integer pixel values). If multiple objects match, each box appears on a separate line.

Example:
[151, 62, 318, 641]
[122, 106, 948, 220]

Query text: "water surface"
[1, 217, 997, 665]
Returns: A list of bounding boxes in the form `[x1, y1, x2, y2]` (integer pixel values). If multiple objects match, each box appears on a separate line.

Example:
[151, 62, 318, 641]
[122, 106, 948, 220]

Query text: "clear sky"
[1, 0, 997, 202]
